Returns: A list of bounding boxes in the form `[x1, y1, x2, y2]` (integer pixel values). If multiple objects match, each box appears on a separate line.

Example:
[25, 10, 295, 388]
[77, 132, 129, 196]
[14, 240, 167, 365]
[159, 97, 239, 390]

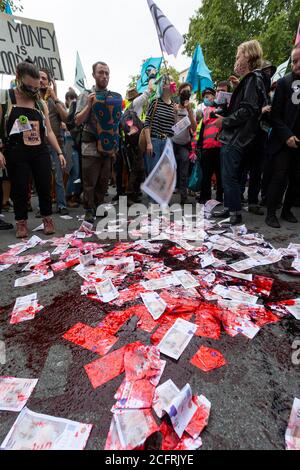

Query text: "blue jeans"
[221, 144, 244, 213]
[66, 146, 81, 197]
[144, 138, 167, 175]
[49, 147, 67, 209]
[173, 143, 190, 198]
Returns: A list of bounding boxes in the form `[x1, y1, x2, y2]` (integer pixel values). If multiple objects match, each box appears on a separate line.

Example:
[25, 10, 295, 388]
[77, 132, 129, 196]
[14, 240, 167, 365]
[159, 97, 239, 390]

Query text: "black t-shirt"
[292, 73, 300, 138]
[293, 113, 300, 138]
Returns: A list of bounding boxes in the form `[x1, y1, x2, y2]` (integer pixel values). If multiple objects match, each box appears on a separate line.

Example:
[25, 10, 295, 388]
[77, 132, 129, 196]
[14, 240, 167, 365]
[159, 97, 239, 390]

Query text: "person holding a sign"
[0, 60, 66, 238]
[75, 61, 122, 224]
[172, 82, 197, 205]
[143, 75, 176, 176]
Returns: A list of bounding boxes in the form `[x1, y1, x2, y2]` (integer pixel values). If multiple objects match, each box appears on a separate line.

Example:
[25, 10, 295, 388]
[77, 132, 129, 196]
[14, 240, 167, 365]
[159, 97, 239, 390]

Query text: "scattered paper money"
[153, 379, 180, 418]
[285, 398, 300, 450]
[1, 407, 92, 450]
[14, 271, 54, 288]
[213, 285, 259, 305]
[158, 318, 197, 360]
[96, 279, 119, 303]
[0, 377, 38, 412]
[165, 384, 198, 438]
[173, 270, 200, 289]
[10, 293, 44, 325]
[140, 292, 167, 320]
[141, 275, 180, 291]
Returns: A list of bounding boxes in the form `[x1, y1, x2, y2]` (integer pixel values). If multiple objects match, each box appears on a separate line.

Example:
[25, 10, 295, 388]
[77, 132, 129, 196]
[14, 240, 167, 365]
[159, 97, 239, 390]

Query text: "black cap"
[202, 87, 216, 96]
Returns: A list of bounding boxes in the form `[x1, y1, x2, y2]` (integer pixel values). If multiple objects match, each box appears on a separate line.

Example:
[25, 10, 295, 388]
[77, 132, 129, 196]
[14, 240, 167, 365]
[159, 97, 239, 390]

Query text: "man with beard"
[75, 62, 122, 224]
[39, 68, 69, 215]
[265, 43, 300, 228]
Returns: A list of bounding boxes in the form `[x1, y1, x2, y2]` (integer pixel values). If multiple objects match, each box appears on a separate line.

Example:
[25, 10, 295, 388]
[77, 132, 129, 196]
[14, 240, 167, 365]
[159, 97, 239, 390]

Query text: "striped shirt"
[144, 98, 175, 137]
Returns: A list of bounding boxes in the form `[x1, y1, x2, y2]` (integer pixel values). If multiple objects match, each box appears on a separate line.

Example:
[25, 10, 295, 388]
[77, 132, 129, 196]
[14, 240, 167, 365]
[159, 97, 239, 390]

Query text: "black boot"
[0, 218, 13, 230]
[212, 208, 230, 218]
[265, 213, 281, 228]
[229, 214, 242, 226]
[281, 209, 298, 223]
[249, 205, 264, 216]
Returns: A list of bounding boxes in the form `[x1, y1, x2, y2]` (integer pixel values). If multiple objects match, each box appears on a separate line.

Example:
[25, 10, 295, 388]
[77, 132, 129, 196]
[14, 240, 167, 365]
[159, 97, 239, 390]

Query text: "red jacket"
[202, 106, 222, 149]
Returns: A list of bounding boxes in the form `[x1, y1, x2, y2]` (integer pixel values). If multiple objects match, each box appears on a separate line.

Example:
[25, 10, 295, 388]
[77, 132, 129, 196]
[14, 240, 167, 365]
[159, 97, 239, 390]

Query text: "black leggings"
[6, 144, 52, 221]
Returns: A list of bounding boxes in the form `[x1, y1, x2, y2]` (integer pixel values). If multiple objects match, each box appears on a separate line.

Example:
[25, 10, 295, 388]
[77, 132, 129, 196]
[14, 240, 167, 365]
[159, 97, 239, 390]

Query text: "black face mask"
[180, 90, 191, 105]
[19, 82, 40, 99]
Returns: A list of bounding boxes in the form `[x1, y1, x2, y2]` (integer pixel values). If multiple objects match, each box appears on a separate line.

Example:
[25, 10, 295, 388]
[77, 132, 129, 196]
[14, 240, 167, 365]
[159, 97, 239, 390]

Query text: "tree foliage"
[184, 0, 300, 81]
[0, 0, 23, 13]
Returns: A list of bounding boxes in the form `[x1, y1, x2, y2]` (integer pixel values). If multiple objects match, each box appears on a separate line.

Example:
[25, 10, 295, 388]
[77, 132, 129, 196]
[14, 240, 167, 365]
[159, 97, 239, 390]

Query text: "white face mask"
[234, 56, 249, 77]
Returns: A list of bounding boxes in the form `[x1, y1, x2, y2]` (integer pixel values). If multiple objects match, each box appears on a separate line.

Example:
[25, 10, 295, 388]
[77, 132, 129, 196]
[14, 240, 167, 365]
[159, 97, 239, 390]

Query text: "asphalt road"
[0, 194, 300, 450]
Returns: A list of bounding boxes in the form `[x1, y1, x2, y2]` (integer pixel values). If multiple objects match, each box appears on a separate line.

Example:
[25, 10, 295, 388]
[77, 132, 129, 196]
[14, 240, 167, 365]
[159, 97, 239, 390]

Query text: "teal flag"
[187, 45, 214, 93]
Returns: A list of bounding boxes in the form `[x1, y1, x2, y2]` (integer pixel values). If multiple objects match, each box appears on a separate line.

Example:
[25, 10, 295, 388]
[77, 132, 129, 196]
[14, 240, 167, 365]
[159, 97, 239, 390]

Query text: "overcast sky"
[2, 0, 201, 98]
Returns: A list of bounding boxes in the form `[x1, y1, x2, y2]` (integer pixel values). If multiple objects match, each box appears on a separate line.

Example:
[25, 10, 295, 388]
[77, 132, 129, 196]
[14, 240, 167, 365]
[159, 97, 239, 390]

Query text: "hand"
[146, 143, 153, 156]
[87, 93, 96, 109]
[59, 154, 66, 170]
[183, 100, 192, 111]
[49, 87, 57, 102]
[0, 152, 6, 169]
[148, 79, 155, 93]
[52, 78, 57, 96]
[262, 105, 271, 114]
[214, 115, 224, 128]
[228, 75, 240, 88]
[286, 136, 300, 149]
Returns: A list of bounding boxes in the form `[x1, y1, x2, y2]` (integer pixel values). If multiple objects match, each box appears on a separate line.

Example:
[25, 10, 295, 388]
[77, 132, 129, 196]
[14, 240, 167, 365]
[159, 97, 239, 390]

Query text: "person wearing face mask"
[239, 60, 276, 216]
[197, 88, 223, 204]
[144, 75, 176, 175]
[172, 82, 197, 204]
[213, 40, 267, 225]
[0, 59, 66, 238]
[39, 68, 69, 217]
[265, 42, 300, 228]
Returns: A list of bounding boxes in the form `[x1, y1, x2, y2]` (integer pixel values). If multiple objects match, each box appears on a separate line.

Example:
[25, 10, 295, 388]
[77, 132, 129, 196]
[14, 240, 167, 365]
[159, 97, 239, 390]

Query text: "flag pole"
[157, 36, 170, 79]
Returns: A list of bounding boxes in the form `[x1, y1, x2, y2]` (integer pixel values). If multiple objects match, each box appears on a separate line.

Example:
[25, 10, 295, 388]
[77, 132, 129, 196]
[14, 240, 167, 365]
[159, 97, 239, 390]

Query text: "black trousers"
[6, 144, 52, 221]
[127, 146, 145, 196]
[267, 146, 300, 214]
[200, 147, 223, 201]
[240, 132, 266, 205]
[0, 177, 3, 213]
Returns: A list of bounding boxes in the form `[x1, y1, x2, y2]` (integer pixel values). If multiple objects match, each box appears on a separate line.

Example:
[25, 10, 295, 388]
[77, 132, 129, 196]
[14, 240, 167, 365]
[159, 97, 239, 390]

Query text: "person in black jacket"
[213, 40, 267, 225]
[265, 43, 300, 228]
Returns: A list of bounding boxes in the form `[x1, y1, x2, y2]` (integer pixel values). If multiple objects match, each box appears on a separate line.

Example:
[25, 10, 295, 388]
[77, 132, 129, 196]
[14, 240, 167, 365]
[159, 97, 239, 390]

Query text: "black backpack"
[66, 100, 83, 151]
[119, 105, 144, 147]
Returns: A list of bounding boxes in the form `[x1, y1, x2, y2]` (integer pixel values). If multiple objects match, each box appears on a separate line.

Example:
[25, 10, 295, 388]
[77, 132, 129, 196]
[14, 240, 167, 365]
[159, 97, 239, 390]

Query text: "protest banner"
[0, 12, 64, 80]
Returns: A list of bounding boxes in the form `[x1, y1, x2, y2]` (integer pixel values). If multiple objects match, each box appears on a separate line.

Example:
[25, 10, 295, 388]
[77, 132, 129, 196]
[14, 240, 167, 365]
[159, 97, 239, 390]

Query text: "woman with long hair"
[0, 60, 66, 238]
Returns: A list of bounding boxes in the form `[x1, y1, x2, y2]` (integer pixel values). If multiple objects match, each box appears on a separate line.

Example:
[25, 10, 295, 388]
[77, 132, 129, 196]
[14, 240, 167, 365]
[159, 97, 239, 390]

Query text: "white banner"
[141, 138, 177, 207]
[147, 0, 183, 57]
[272, 58, 289, 83]
[0, 13, 64, 80]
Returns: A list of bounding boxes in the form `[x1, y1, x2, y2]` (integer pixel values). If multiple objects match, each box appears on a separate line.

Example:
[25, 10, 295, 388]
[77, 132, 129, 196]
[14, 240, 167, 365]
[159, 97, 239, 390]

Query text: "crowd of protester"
[0, 38, 300, 237]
